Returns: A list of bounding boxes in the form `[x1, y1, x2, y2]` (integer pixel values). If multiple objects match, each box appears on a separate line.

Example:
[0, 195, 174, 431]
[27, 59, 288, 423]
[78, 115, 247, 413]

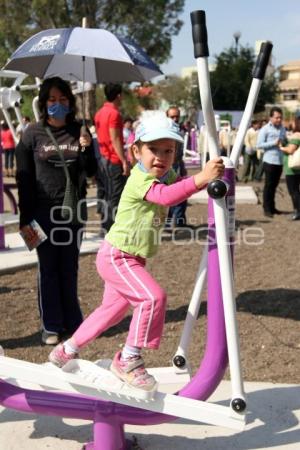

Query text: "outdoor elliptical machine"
[0, 10, 272, 450]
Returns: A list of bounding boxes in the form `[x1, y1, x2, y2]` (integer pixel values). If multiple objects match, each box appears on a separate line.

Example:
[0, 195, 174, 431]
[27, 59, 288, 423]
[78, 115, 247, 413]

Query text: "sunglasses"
[169, 115, 179, 119]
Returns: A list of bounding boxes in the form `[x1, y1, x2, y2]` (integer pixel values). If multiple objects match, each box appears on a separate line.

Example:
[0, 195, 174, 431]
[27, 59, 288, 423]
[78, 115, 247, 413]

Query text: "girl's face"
[133, 138, 176, 178]
[47, 87, 69, 108]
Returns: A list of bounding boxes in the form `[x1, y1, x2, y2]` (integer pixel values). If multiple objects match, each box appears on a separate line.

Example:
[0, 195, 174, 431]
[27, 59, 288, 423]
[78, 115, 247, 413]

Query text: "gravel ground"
[0, 178, 299, 384]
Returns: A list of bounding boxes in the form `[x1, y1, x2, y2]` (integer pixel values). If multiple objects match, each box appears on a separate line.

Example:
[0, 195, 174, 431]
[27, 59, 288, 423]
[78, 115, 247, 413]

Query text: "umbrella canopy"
[4, 27, 162, 83]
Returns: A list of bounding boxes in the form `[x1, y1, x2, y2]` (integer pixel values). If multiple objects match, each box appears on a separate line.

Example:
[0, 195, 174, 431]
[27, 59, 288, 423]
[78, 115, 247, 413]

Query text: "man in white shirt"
[242, 120, 260, 182]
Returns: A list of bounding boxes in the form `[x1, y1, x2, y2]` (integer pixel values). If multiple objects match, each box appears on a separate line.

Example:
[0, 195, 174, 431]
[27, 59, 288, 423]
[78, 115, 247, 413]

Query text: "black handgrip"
[207, 179, 228, 199]
[252, 41, 273, 80]
[190, 10, 209, 58]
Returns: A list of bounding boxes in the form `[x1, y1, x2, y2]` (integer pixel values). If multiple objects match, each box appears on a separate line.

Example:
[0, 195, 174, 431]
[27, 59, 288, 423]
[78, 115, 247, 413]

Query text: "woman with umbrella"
[16, 76, 97, 345]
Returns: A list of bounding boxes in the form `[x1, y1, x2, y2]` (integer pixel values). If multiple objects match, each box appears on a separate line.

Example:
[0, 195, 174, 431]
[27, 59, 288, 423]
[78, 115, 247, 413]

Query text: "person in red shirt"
[94, 84, 129, 233]
[1, 122, 16, 177]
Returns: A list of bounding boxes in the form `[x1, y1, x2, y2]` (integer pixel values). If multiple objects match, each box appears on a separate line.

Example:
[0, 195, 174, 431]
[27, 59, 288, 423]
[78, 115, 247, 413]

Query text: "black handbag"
[45, 127, 87, 225]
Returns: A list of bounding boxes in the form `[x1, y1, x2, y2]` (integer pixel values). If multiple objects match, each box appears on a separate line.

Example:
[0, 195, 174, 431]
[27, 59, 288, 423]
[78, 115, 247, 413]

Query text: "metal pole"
[173, 244, 208, 368]
[0, 144, 5, 249]
[230, 41, 273, 168]
[191, 9, 245, 408]
[81, 17, 87, 131]
[32, 96, 40, 121]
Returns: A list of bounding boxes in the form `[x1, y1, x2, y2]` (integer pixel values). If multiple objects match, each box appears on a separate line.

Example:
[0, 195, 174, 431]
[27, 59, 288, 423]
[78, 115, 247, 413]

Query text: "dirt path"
[0, 179, 299, 384]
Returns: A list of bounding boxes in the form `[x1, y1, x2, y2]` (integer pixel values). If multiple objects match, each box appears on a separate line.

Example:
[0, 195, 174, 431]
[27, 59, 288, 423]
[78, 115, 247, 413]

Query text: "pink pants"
[73, 240, 167, 350]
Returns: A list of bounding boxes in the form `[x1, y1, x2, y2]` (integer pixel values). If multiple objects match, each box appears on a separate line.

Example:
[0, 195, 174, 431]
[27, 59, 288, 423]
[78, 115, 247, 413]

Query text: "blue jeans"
[167, 201, 187, 227]
[99, 158, 127, 232]
[4, 148, 15, 169]
[35, 207, 83, 334]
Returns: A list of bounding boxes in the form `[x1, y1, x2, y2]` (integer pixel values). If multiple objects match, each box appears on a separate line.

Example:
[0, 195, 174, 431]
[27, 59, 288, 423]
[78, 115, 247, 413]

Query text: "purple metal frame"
[0, 146, 5, 249]
[0, 167, 235, 450]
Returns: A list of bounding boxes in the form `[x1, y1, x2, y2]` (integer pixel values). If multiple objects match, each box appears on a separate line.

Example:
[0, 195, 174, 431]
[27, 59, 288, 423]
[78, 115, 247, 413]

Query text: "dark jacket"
[16, 121, 97, 227]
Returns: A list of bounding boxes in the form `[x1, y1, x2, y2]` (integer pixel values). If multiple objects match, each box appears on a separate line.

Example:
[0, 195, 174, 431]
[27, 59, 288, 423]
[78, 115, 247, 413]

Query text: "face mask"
[137, 160, 148, 173]
[137, 160, 170, 182]
[47, 103, 70, 120]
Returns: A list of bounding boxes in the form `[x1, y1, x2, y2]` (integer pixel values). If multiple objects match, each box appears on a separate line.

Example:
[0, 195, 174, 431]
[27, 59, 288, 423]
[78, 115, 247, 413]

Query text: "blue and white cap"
[134, 113, 184, 143]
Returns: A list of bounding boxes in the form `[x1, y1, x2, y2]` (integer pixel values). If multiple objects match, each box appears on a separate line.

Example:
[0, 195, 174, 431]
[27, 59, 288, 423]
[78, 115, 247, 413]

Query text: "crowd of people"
[1, 77, 299, 392]
[197, 109, 300, 221]
[240, 107, 300, 220]
[1, 116, 31, 177]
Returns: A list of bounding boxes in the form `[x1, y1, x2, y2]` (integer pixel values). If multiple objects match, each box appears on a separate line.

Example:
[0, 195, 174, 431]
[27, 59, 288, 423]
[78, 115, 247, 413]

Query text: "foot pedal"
[62, 359, 157, 401]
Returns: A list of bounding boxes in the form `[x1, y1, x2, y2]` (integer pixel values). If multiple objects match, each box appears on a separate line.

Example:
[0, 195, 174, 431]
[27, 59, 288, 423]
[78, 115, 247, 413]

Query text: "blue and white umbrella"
[4, 27, 162, 83]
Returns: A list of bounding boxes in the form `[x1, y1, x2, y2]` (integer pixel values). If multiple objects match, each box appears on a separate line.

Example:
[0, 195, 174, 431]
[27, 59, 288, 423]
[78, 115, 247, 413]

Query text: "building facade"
[278, 60, 300, 112]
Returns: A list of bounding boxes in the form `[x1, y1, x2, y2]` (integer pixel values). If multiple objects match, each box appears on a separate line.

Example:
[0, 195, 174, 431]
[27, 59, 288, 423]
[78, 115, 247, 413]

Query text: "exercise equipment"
[0, 70, 40, 249]
[183, 128, 201, 167]
[172, 12, 272, 381]
[0, 10, 272, 449]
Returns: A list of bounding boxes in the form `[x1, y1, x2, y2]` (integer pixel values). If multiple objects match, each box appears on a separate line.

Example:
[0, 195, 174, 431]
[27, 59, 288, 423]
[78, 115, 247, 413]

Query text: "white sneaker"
[41, 331, 59, 345]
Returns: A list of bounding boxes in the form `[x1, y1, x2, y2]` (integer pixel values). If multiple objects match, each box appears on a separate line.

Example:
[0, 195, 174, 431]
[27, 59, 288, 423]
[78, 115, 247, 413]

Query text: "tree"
[0, 0, 184, 119]
[0, 0, 184, 66]
[209, 45, 278, 112]
[153, 73, 200, 120]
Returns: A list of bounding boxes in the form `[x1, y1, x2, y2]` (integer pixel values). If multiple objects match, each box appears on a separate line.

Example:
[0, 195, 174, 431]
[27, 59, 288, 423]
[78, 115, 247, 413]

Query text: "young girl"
[49, 114, 225, 391]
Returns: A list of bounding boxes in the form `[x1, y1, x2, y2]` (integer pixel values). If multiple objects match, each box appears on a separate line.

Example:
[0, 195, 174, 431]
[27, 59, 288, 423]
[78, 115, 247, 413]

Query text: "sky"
[161, 0, 300, 76]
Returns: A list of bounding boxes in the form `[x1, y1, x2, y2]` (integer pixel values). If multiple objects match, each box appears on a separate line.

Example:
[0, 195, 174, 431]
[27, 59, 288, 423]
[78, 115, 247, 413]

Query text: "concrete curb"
[0, 232, 100, 274]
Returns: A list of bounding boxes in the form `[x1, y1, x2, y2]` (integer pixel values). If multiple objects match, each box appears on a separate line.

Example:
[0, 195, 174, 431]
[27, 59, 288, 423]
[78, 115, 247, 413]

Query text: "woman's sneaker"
[110, 351, 157, 392]
[49, 343, 78, 368]
[41, 331, 59, 346]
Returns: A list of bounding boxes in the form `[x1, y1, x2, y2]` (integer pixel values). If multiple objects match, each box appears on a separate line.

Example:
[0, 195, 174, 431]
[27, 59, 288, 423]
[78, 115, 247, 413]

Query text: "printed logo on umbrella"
[29, 35, 61, 53]
[122, 41, 148, 65]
